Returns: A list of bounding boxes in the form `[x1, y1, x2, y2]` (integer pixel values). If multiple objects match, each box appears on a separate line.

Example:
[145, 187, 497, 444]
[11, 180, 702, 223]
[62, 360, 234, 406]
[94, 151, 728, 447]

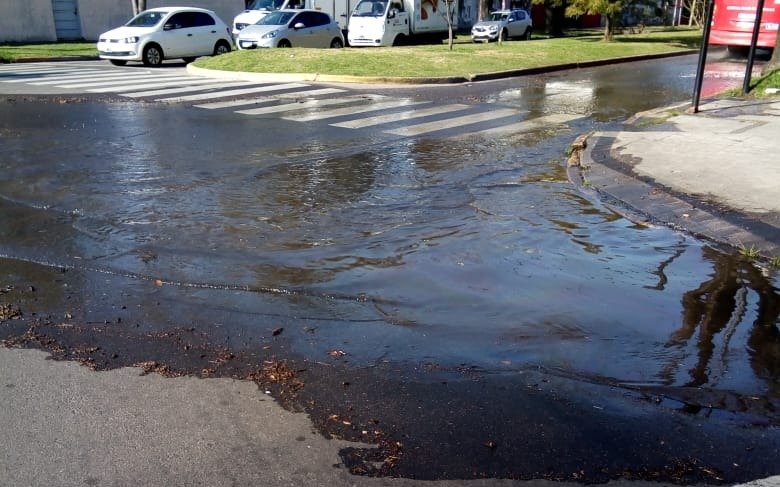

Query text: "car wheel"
[109, 60, 127, 66]
[500, 29, 508, 42]
[330, 37, 344, 48]
[213, 40, 231, 56]
[523, 27, 531, 40]
[392, 34, 406, 46]
[182, 57, 197, 64]
[142, 44, 163, 67]
[277, 39, 292, 48]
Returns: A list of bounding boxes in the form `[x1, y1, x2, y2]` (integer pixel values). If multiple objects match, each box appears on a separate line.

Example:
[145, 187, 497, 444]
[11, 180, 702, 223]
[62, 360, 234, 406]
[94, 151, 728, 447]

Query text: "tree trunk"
[603, 14, 614, 40]
[549, 4, 565, 36]
[762, 36, 780, 73]
[446, 0, 455, 50]
[132, 0, 147, 16]
[479, 0, 489, 20]
[688, 0, 698, 26]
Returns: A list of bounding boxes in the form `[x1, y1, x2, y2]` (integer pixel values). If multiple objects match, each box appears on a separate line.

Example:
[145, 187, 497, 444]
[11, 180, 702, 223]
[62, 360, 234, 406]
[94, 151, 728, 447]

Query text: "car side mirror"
[388, 9, 397, 18]
[293, 22, 305, 29]
[163, 23, 174, 30]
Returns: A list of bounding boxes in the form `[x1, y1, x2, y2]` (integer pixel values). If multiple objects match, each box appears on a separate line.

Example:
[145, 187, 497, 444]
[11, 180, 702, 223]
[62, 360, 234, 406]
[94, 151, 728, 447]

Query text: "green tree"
[566, 0, 622, 40]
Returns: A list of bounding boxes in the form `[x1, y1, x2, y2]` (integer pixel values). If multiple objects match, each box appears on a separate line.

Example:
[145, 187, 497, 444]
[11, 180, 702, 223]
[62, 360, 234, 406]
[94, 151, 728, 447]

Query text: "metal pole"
[692, 0, 715, 113]
[743, 0, 766, 94]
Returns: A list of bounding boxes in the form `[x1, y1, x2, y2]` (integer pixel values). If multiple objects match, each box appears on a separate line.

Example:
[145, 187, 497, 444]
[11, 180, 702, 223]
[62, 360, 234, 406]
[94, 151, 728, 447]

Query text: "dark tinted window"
[311, 12, 330, 26]
[293, 12, 328, 26]
[192, 12, 216, 27]
[167, 11, 216, 29]
[167, 12, 188, 29]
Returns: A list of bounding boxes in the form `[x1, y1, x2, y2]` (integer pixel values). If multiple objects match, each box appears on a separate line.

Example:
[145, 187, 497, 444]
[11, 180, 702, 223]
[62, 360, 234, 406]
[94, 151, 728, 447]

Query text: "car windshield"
[352, 0, 386, 16]
[489, 12, 509, 21]
[247, 0, 285, 10]
[257, 11, 296, 25]
[125, 11, 167, 27]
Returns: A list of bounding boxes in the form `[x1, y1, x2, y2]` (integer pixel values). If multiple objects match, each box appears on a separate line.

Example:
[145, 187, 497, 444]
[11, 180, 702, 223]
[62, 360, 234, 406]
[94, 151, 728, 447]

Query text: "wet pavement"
[1, 50, 779, 483]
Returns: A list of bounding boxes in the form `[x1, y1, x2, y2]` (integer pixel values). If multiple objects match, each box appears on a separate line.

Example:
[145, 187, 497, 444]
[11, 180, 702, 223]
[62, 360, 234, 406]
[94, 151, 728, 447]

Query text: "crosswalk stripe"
[2, 69, 109, 83]
[330, 104, 471, 129]
[468, 113, 581, 136]
[28, 71, 152, 84]
[0, 66, 79, 74]
[283, 99, 428, 122]
[54, 74, 193, 88]
[383, 108, 520, 136]
[120, 81, 261, 98]
[156, 83, 310, 103]
[235, 95, 386, 116]
[87, 78, 222, 93]
[0, 69, 99, 81]
[194, 88, 347, 109]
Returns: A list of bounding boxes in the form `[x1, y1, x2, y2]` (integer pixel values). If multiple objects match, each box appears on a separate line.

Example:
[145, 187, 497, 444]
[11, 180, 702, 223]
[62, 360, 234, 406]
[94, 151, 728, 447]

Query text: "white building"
[1, 0, 244, 42]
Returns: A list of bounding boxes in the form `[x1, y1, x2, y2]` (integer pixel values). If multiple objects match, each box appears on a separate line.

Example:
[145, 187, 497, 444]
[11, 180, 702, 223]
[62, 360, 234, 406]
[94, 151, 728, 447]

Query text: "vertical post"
[743, 0, 766, 94]
[692, 0, 715, 113]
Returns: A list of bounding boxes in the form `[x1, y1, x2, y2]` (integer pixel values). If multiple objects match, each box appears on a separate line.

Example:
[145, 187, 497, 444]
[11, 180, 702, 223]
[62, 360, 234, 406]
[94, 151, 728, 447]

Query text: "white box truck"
[347, 0, 456, 46]
[233, 0, 357, 37]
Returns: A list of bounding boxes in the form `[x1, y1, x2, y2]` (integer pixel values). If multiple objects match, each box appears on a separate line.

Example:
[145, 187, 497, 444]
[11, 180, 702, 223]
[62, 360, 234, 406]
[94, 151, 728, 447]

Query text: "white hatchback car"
[471, 9, 532, 42]
[97, 7, 233, 66]
[236, 9, 345, 49]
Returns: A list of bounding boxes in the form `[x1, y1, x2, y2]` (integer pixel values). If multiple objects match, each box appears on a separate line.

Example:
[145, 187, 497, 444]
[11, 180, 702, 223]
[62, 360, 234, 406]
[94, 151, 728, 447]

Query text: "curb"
[468, 49, 698, 82]
[186, 64, 468, 84]
[568, 130, 780, 260]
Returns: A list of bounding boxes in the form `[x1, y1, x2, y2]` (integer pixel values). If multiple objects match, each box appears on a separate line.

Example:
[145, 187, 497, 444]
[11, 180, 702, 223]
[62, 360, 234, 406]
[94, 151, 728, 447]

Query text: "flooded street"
[1, 52, 778, 481]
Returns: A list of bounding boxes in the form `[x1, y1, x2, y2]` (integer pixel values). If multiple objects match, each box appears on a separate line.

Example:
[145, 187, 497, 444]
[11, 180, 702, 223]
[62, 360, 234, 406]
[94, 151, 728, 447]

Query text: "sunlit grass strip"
[0, 42, 97, 62]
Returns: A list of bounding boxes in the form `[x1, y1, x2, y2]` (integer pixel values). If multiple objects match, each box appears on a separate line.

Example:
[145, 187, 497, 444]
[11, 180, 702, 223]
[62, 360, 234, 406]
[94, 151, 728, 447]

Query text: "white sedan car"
[236, 9, 345, 49]
[97, 7, 233, 66]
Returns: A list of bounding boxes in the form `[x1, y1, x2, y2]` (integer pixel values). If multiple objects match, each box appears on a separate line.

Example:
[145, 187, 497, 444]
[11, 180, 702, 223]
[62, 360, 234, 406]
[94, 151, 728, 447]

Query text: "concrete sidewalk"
[573, 97, 780, 260]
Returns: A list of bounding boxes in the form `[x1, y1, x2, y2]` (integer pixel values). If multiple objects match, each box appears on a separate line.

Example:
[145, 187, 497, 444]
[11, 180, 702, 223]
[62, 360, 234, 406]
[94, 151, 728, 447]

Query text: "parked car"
[236, 9, 344, 48]
[232, 0, 289, 37]
[471, 9, 532, 42]
[97, 7, 233, 67]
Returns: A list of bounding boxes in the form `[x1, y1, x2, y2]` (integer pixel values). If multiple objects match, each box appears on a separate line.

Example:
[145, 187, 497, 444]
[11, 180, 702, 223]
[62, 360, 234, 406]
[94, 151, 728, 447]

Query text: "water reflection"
[664, 247, 780, 390]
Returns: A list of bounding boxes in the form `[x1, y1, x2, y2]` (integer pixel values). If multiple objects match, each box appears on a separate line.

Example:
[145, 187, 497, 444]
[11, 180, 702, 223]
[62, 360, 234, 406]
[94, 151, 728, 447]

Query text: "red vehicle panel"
[708, 0, 779, 48]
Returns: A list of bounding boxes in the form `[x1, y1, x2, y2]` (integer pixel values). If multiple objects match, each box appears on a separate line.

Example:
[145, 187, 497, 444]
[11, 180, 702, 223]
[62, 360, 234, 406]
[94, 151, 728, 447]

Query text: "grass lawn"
[720, 67, 780, 97]
[0, 42, 97, 63]
[195, 27, 702, 78]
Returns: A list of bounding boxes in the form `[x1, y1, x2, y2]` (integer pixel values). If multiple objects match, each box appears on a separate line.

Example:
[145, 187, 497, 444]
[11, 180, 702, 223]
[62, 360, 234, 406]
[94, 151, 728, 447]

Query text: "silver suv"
[471, 9, 532, 42]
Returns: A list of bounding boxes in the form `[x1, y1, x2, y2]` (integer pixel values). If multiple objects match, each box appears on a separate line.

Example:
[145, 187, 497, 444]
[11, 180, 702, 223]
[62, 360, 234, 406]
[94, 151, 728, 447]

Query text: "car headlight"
[488, 26, 498, 32]
[262, 30, 279, 39]
[123, 36, 140, 43]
